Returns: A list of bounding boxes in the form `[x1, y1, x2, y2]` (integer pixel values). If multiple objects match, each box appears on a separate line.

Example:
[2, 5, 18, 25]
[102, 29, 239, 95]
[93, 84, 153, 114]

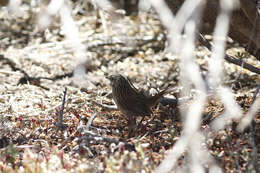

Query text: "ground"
[0, 1, 259, 173]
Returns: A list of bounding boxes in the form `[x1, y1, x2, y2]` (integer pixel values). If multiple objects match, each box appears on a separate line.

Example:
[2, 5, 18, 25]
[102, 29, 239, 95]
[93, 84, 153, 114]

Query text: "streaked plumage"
[107, 74, 171, 122]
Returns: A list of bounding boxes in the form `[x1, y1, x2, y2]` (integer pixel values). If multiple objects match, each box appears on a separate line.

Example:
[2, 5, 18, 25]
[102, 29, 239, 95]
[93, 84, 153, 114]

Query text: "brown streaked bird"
[107, 74, 174, 131]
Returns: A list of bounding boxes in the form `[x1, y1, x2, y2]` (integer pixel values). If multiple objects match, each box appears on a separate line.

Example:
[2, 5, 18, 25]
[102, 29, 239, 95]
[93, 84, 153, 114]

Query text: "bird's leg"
[127, 116, 136, 137]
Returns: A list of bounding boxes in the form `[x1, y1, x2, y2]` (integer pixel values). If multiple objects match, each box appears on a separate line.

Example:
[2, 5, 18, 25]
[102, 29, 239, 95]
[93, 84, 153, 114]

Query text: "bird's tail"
[147, 86, 181, 107]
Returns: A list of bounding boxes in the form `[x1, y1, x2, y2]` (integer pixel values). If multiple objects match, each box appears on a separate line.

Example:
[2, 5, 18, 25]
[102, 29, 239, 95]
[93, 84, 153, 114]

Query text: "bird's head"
[107, 74, 127, 87]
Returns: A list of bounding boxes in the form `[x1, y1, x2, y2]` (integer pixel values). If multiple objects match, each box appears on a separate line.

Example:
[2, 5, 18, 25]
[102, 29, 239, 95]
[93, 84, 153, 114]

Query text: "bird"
[107, 74, 174, 134]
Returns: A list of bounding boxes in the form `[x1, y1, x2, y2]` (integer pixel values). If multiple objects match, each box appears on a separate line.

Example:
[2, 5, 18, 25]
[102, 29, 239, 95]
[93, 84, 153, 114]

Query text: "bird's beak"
[106, 75, 113, 81]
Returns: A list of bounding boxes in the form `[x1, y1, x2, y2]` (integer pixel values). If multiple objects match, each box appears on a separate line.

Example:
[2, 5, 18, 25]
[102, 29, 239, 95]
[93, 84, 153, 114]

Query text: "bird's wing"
[117, 86, 151, 116]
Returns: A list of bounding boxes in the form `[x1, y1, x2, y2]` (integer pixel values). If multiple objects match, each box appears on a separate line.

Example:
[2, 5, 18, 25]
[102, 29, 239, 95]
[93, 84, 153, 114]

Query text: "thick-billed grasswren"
[107, 74, 173, 130]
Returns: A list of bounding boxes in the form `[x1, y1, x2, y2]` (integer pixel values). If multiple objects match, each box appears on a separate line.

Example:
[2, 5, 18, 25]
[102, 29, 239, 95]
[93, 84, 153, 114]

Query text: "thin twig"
[251, 84, 260, 104]
[248, 84, 260, 172]
[0, 54, 73, 89]
[92, 100, 117, 110]
[144, 114, 157, 127]
[0, 69, 21, 75]
[79, 131, 135, 151]
[198, 33, 260, 75]
[56, 87, 68, 130]
[86, 113, 98, 131]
